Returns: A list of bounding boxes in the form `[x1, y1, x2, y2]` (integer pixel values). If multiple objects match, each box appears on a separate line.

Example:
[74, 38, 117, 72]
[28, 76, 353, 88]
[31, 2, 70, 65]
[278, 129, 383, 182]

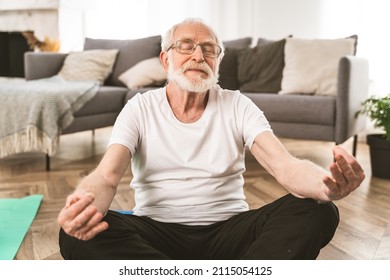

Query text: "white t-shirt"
[108, 85, 272, 225]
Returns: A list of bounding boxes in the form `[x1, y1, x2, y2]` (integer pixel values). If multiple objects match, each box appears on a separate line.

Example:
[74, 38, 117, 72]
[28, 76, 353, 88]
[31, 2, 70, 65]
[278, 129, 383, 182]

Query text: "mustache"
[181, 61, 213, 75]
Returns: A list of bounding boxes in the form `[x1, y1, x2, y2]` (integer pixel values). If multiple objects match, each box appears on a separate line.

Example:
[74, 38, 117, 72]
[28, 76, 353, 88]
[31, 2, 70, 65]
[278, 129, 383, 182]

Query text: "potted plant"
[356, 94, 390, 179]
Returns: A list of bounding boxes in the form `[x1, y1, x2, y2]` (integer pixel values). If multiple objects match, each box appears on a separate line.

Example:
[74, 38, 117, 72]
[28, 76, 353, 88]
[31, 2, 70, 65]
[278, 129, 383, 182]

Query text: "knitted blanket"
[0, 76, 99, 158]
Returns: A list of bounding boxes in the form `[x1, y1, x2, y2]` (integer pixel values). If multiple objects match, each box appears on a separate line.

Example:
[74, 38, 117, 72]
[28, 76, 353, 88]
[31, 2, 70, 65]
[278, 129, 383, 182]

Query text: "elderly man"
[58, 18, 365, 260]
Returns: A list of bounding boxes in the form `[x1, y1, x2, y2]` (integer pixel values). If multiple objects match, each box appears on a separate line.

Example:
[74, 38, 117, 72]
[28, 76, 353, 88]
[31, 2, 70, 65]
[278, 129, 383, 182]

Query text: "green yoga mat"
[0, 194, 43, 260]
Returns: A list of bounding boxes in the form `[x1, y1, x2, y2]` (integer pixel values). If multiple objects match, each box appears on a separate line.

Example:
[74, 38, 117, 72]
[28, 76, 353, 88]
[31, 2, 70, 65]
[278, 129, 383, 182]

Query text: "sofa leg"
[92, 129, 95, 137]
[352, 134, 358, 157]
[335, 135, 358, 158]
[45, 153, 51, 171]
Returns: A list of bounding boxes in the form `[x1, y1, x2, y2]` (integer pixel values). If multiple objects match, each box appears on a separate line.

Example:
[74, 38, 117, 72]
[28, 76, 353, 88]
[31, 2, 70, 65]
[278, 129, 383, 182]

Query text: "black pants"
[59, 194, 339, 260]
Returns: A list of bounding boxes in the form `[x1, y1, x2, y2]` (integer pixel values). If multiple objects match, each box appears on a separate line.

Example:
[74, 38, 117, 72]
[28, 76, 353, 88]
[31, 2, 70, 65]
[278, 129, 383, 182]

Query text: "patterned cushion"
[58, 49, 118, 84]
[280, 37, 356, 96]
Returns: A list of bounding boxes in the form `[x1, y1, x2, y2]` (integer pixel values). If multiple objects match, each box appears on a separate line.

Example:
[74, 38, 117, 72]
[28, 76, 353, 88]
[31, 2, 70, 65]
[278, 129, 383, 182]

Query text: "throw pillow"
[84, 35, 162, 86]
[280, 37, 356, 96]
[237, 39, 286, 93]
[58, 49, 118, 84]
[218, 37, 252, 90]
[218, 48, 242, 90]
[118, 57, 167, 89]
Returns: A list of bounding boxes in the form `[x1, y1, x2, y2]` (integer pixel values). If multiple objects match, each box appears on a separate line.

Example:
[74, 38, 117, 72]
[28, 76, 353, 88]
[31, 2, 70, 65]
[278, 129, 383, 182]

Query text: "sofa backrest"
[84, 35, 161, 86]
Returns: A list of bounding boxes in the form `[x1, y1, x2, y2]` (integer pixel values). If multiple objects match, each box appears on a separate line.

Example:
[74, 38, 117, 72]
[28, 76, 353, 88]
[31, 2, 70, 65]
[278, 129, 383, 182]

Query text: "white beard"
[167, 57, 219, 93]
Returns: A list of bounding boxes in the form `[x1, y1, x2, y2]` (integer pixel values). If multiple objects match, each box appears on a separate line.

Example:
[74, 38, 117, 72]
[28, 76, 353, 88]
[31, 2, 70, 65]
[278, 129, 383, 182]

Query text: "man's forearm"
[74, 144, 131, 214]
[277, 158, 330, 202]
[75, 170, 118, 214]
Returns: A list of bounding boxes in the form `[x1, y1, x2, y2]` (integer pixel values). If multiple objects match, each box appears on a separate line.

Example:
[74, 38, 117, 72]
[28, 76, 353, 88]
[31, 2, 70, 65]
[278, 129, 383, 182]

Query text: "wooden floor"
[1, 127, 389, 260]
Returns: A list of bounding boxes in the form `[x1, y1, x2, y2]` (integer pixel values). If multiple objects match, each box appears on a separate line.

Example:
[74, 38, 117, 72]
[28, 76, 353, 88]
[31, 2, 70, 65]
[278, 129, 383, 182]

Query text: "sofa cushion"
[237, 39, 286, 93]
[73, 86, 127, 117]
[257, 37, 276, 46]
[125, 86, 158, 103]
[118, 57, 166, 89]
[218, 48, 242, 90]
[218, 37, 252, 90]
[223, 37, 252, 49]
[245, 93, 336, 125]
[58, 49, 118, 84]
[257, 35, 292, 46]
[84, 35, 162, 87]
[280, 37, 356, 96]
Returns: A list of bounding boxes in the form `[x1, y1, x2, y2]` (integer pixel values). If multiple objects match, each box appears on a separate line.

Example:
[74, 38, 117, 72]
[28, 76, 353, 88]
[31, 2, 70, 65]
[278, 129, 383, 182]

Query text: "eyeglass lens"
[174, 40, 221, 57]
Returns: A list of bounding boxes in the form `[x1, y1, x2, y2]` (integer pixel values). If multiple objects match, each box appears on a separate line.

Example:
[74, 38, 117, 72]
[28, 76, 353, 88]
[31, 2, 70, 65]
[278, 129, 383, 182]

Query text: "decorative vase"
[366, 134, 390, 179]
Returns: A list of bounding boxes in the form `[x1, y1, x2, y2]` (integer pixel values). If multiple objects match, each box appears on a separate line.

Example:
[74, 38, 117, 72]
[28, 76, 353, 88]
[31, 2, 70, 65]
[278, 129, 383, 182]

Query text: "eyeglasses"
[168, 40, 222, 58]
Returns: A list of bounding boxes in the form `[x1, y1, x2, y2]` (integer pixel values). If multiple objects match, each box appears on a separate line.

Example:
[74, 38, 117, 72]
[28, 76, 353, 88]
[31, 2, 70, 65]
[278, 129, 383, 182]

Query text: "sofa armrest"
[24, 51, 67, 80]
[335, 55, 369, 144]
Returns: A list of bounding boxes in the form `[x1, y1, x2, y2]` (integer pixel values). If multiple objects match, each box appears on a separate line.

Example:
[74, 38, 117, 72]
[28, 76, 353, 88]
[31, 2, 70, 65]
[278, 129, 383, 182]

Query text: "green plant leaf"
[356, 94, 390, 141]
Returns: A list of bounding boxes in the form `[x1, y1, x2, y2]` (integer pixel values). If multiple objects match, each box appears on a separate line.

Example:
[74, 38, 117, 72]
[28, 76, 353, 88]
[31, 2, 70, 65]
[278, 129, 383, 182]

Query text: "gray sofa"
[24, 35, 369, 169]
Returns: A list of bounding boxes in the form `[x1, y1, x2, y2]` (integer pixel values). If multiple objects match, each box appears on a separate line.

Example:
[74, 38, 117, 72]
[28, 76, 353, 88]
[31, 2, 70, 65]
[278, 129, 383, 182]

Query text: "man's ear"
[160, 51, 169, 71]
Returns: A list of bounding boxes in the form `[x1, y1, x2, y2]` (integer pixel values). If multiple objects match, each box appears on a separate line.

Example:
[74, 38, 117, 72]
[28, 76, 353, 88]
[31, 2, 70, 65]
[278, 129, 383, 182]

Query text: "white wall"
[58, 0, 365, 45]
[0, 0, 59, 39]
[58, 0, 255, 50]
[252, 0, 323, 39]
[53, 0, 390, 96]
[251, 0, 389, 96]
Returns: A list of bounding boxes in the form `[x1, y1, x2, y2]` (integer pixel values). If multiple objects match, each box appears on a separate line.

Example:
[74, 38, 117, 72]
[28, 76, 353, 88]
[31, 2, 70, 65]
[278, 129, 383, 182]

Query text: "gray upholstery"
[335, 55, 369, 144]
[62, 113, 119, 134]
[270, 122, 335, 142]
[223, 37, 252, 49]
[246, 94, 335, 125]
[84, 35, 162, 87]
[73, 86, 127, 117]
[244, 56, 369, 144]
[125, 87, 160, 102]
[24, 52, 66, 80]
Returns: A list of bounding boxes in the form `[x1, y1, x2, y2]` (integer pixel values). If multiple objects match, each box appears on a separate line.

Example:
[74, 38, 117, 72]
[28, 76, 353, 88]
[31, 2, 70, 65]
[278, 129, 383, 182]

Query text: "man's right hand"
[57, 190, 109, 241]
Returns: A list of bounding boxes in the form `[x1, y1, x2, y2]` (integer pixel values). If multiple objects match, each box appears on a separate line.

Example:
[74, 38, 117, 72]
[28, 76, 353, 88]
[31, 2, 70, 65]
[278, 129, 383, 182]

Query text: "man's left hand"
[322, 146, 365, 200]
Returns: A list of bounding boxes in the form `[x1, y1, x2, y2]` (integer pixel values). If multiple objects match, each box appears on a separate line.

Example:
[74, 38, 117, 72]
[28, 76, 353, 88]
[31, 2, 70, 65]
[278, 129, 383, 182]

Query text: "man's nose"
[191, 45, 205, 61]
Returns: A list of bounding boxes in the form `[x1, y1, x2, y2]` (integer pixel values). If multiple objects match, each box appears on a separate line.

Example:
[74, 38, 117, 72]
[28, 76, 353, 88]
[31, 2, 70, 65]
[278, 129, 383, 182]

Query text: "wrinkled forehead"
[173, 22, 218, 44]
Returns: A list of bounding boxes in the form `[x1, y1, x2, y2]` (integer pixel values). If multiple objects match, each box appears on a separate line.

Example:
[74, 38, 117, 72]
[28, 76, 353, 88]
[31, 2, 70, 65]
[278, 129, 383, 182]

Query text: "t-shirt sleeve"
[236, 93, 272, 149]
[108, 93, 142, 156]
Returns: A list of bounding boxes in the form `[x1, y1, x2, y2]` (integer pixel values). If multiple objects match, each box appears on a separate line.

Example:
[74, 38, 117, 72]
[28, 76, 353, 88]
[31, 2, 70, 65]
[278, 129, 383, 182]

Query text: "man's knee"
[289, 195, 339, 232]
[315, 200, 340, 244]
[59, 228, 78, 259]
[270, 195, 340, 246]
[317, 200, 339, 225]
[60, 227, 107, 259]
[283, 194, 339, 221]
